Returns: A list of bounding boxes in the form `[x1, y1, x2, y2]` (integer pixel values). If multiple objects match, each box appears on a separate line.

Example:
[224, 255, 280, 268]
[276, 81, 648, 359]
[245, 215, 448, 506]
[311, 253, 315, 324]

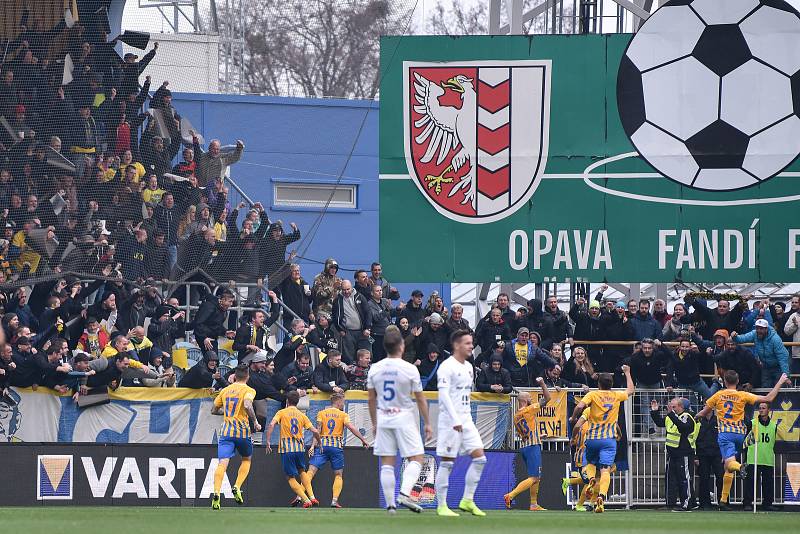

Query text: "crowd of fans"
[0, 11, 797, 413]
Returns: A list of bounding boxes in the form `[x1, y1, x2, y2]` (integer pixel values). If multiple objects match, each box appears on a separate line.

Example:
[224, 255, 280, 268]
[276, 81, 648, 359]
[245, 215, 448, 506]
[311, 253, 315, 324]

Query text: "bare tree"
[428, 0, 576, 36]
[224, 0, 415, 98]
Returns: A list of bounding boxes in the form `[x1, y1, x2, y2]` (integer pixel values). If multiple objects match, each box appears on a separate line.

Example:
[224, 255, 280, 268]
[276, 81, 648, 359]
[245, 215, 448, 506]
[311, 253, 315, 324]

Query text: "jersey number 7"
[602, 403, 612, 420]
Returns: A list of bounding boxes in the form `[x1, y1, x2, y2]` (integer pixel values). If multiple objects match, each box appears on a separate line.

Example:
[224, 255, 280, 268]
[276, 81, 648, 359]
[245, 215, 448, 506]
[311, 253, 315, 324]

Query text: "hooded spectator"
[178, 352, 224, 390]
[416, 312, 449, 357]
[417, 343, 445, 391]
[476, 354, 512, 393]
[311, 258, 341, 315]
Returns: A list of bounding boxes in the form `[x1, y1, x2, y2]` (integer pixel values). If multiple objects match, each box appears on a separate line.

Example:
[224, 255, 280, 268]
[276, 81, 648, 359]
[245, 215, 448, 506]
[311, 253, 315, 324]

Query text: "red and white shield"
[403, 60, 551, 224]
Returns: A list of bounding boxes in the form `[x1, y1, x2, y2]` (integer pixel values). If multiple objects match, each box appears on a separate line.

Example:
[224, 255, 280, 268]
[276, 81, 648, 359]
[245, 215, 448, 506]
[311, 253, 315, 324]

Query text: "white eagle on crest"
[412, 72, 477, 208]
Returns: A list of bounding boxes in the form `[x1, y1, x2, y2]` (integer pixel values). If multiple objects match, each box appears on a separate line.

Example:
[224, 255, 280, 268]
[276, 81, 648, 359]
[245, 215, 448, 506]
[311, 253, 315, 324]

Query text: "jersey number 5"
[383, 380, 396, 401]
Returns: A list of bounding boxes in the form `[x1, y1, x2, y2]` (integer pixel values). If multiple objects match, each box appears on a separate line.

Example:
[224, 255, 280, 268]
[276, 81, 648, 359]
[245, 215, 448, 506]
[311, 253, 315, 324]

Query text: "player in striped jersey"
[504, 377, 551, 511]
[210, 365, 260, 510]
[266, 390, 323, 508]
[569, 364, 634, 513]
[308, 392, 370, 508]
[697, 369, 788, 510]
[562, 408, 593, 511]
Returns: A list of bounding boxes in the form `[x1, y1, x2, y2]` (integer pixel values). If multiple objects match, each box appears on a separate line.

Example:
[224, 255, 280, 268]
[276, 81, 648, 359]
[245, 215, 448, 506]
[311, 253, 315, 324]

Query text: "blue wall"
[170, 92, 449, 304]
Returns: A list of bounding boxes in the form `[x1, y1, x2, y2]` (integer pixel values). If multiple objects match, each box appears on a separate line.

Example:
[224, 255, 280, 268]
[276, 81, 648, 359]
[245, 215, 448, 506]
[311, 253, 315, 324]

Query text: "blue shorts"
[520, 444, 542, 478]
[218, 436, 253, 459]
[310, 447, 345, 471]
[585, 438, 616, 468]
[718, 432, 745, 460]
[281, 451, 309, 477]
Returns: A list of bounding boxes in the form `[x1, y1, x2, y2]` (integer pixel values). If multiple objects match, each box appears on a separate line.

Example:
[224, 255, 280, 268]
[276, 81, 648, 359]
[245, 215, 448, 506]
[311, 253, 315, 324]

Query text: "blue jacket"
[629, 312, 662, 341]
[735, 326, 789, 374]
[742, 308, 773, 332]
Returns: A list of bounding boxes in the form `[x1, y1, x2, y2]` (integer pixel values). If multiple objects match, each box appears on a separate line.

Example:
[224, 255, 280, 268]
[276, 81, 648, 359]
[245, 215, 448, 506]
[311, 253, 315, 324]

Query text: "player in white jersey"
[368, 325, 433, 514]
[434, 329, 487, 517]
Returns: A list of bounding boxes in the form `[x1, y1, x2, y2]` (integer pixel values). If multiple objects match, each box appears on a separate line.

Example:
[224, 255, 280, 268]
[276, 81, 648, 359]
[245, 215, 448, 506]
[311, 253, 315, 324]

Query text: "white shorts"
[436, 420, 483, 458]
[373, 424, 425, 458]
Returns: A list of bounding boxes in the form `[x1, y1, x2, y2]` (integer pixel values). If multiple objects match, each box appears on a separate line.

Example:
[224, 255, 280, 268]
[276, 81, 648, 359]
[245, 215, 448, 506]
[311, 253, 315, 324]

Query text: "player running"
[308, 392, 370, 508]
[210, 365, 261, 510]
[562, 408, 592, 511]
[569, 364, 634, 513]
[697, 370, 788, 510]
[434, 330, 487, 517]
[504, 377, 551, 511]
[266, 390, 323, 508]
[368, 325, 433, 514]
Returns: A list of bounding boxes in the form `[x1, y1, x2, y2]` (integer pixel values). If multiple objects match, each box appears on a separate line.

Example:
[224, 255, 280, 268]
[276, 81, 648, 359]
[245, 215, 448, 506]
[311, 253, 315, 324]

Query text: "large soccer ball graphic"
[617, 0, 800, 191]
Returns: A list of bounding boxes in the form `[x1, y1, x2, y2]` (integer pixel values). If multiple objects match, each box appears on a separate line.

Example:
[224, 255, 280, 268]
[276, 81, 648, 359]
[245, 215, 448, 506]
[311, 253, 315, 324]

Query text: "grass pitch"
[0, 507, 796, 534]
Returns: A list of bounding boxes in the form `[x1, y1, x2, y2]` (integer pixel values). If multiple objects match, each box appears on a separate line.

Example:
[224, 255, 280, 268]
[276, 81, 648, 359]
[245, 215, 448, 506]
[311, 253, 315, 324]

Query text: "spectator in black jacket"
[666, 339, 719, 402]
[277, 263, 312, 332]
[713, 337, 760, 390]
[650, 398, 698, 510]
[416, 343, 445, 391]
[280, 353, 315, 395]
[398, 289, 426, 327]
[475, 354, 512, 393]
[562, 346, 597, 388]
[10, 337, 43, 387]
[274, 329, 308, 372]
[232, 304, 279, 363]
[0, 343, 16, 393]
[415, 312, 449, 358]
[596, 302, 635, 381]
[363, 284, 398, 362]
[544, 296, 573, 345]
[307, 312, 343, 360]
[154, 193, 179, 267]
[695, 411, 723, 509]
[630, 338, 670, 435]
[147, 229, 171, 280]
[475, 307, 512, 358]
[495, 293, 517, 326]
[569, 298, 604, 359]
[148, 302, 184, 354]
[245, 353, 285, 403]
[260, 221, 300, 282]
[313, 350, 348, 393]
[192, 290, 235, 358]
[178, 352, 223, 390]
[683, 295, 747, 341]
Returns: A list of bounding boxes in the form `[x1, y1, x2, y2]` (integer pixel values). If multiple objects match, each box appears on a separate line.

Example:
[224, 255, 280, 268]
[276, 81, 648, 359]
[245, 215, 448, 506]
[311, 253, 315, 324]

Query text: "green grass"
[0, 507, 796, 534]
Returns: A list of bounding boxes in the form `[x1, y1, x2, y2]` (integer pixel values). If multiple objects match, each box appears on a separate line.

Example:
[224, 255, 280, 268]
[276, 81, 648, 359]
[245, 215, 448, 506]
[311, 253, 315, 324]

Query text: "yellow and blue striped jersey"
[514, 402, 541, 448]
[581, 390, 628, 440]
[272, 406, 313, 453]
[317, 407, 350, 449]
[573, 408, 590, 467]
[706, 389, 759, 435]
[214, 383, 256, 439]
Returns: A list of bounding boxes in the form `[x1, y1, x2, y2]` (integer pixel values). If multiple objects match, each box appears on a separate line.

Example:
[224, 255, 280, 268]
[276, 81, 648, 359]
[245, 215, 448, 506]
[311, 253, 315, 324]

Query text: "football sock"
[300, 471, 316, 500]
[463, 456, 487, 501]
[213, 461, 227, 495]
[435, 460, 454, 506]
[721, 472, 734, 503]
[400, 460, 422, 497]
[288, 479, 308, 501]
[584, 464, 597, 481]
[577, 484, 591, 506]
[380, 465, 397, 508]
[234, 458, 251, 488]
[508, 477, 534, 500]
[599, 469, 611, 498]
[332, 474, 343, 501]
[530, 479, 541, 505]
[569, 476, 583, 485]
[729, 460, 742, 472]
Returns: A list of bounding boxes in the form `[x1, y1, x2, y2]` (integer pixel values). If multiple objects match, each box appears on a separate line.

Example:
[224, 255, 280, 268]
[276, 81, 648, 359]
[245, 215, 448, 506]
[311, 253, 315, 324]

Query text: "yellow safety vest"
[665, 412, 698, 450]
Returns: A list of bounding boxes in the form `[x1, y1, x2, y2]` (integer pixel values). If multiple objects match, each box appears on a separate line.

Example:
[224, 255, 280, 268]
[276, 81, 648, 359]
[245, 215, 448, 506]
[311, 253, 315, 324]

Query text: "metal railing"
[511, 386, 800, 508]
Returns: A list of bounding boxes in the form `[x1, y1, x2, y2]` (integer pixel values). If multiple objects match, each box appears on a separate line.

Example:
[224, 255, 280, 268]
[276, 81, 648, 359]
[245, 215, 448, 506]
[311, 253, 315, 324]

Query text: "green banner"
[379, 3, 800, 283]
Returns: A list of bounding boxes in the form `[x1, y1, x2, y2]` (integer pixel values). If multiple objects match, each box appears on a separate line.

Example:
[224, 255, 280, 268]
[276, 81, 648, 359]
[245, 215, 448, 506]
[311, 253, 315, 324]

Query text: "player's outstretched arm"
[345, 421, 370, 447]
[756, 373, 790, 403]
[414, 391, 433, 441]
[622, 364, 634, 396]
[536, 376, 551, 404]
[244, 399, 261, 432]
[570, 400, 587, 424]
[367, 388, 378, 433]
[265, 421, 276, 454]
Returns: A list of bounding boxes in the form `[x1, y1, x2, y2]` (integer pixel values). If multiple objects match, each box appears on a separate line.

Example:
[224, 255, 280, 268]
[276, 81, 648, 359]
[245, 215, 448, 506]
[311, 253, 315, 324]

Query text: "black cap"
[411, 289, 423, 297]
